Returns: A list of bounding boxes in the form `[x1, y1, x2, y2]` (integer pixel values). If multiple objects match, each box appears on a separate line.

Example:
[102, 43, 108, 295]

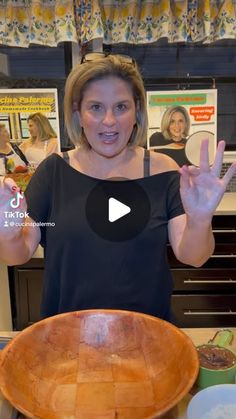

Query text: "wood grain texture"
[0, 310, 199, 418]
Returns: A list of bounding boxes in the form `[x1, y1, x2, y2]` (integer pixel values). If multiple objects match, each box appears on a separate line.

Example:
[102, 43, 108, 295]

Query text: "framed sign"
[147, 89, 217, 167]
[0, 88, 60, 189]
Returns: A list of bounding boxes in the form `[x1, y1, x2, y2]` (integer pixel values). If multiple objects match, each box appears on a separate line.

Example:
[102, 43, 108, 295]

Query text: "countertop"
[0, 327, 235, 418]
[215, 193, 236, 215]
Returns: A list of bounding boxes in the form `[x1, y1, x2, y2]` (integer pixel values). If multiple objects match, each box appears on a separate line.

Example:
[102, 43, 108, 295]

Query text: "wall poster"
[0, 88, 60, 190]
[147, 89, 217, 167]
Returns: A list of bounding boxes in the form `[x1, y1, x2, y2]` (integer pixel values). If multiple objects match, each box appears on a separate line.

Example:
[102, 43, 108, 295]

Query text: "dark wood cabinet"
[9, 258, 44, 330]
[172, 294, 236, 327]
[171, 215, 236, 327]
[172, 268, 236, 292]
[9, 215, 236, 330]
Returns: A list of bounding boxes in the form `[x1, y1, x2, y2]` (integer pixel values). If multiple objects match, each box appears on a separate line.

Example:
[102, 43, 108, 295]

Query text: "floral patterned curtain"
[82, 0, 189, 44]
[0, 0, 77, 47]
[188, 0, 236, 43]
[0, 0, 235, 47]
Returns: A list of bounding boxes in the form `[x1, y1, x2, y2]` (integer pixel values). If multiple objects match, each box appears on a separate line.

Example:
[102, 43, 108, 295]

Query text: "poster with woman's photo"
[0, 88, 60, 190]
[147, 89, 217, 167]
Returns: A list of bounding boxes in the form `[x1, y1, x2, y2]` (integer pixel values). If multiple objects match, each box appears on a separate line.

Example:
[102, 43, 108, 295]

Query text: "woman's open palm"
[179, 140, 236, 221]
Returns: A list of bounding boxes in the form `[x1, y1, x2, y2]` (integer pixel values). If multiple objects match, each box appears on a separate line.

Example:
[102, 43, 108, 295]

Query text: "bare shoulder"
[149, 149, 179, 175]
[56, 148, 76, 159]
[47, 137, 59, 153]
[19, 139, 30, 152]
[49, 137, 58, 145]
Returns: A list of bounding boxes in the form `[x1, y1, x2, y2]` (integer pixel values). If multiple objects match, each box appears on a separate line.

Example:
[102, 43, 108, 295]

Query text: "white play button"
[108, 197, 131, 223]
[86, 181, 150, 241]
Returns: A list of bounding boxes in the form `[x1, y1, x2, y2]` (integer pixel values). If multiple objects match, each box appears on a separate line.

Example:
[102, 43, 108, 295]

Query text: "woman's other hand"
[179, 139, 236, 222]
[0, 176, 28, 237]
[0, 176, 41, 265]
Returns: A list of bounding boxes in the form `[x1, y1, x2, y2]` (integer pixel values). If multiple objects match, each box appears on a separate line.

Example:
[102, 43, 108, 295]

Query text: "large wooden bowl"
[0, 310, 199, 418]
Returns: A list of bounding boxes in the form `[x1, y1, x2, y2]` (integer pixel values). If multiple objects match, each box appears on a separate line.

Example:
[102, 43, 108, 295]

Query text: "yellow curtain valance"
[0, 0, 235, 47]
[0, 0, 77, 47]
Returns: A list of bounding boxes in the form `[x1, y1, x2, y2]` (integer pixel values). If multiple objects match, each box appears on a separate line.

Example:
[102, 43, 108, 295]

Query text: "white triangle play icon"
[108, 197, 131, 223]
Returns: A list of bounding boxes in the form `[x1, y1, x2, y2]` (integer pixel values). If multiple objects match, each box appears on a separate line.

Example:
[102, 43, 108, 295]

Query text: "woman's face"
[168, 111, 186, 142]
[28, 119, 38, 137]
[0, 127, 10, 144]
[78, 76, 137, 158]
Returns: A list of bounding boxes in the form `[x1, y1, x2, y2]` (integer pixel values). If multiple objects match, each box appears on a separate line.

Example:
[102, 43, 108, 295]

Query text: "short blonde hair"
[161, 106, 190, 141]
[27, 112, 57, 143]
[64, 54, 148, 148]
[0, 123, 8, 139]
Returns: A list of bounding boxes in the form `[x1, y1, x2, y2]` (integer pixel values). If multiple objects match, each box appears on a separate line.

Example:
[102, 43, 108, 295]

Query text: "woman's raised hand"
[0, 177, 28, 237]
[179, 139, 236, 222]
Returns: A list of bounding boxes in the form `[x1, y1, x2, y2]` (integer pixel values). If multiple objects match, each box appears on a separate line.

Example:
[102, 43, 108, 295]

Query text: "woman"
[20, 112, 58, 167]
[0, 123, 28, 176]
[149, 106, 191, 166]
[0, 54, 235, 322]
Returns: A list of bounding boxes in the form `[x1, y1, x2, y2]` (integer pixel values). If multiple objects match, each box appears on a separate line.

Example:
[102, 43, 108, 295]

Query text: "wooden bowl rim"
[0, 309, 200, 418]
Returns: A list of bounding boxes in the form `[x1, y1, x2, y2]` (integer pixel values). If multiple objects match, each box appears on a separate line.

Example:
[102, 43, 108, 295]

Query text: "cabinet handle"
[213, 229, 236, 233]
[184, 311, 236, 315]
[183, 279, 236, 284]
[211, 254, 236, 258]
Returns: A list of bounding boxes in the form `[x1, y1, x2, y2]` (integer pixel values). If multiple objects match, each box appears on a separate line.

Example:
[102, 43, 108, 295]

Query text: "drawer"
[172, 268, 236, 291]
[212, 215, 236, 229]
[172, 294, 236, 328]
[214, 243, 236, 255]
[213, 231, 236, 245]
[168, 246, 236, 268]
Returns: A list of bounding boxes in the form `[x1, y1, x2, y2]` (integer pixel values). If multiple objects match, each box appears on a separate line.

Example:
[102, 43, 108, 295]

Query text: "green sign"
[149, 93, 207, 106]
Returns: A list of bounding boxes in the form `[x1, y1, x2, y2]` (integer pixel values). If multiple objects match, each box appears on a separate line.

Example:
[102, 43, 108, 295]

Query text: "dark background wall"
[0, 40, 236, 150]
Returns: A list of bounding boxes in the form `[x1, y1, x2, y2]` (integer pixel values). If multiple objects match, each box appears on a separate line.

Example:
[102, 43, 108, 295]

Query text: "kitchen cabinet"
[171, 215, 236, 327]
[8, 258, 44, 330]
[0, 263, 12, 330]
[8, 216, 236, 330]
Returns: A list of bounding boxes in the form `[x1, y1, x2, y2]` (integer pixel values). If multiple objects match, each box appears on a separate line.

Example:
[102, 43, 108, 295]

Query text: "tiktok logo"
[10, 191, 24, 209]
